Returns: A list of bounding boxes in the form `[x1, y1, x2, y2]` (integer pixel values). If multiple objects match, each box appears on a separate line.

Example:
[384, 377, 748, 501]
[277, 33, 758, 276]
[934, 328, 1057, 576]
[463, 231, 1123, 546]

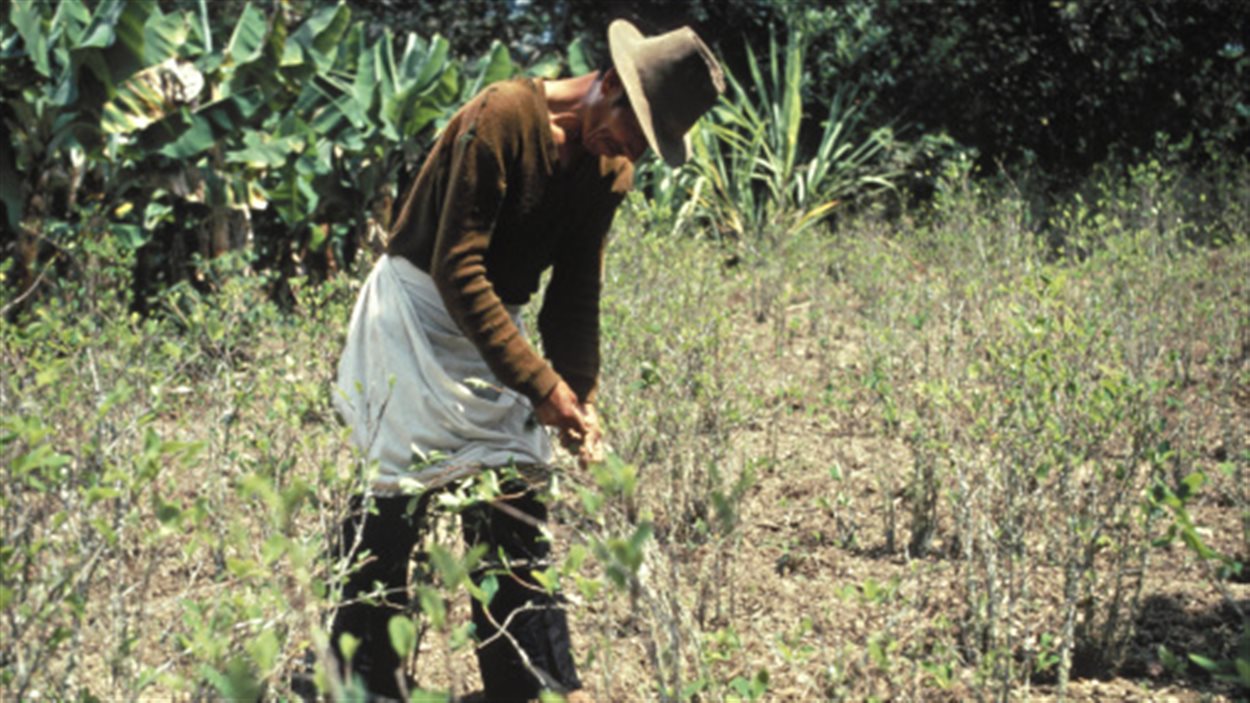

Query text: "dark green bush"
[357, 0, 1250, 181]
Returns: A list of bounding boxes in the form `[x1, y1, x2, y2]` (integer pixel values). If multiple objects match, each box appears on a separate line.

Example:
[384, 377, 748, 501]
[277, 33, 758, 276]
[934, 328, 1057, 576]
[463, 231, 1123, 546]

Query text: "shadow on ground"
[1066, 591, 1249, 697]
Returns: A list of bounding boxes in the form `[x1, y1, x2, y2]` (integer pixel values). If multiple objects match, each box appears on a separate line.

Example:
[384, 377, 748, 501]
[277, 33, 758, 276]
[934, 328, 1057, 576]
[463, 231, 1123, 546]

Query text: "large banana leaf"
[75, 0, 185, 99]
[267, 138, 334, 227]
[100, 58, 204, 134]
[9, 0, 51, 76]
[298, 75, 371, 145]
[351, 27, 382, 114]
[463, 40, 515, 100]
[281, 2, 350, 73]
[400, 30, 448, 93]
[384, 32, 454, 138]
[225, 2, 267, 67]
[567, 37, 593, 76]
[218, 4, 287, 102]
[133, 86, 264, 159]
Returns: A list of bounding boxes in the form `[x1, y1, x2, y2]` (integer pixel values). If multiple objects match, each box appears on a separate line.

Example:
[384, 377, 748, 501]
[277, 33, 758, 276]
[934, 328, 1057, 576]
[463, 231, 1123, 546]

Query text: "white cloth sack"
[333, 255, 552, 493]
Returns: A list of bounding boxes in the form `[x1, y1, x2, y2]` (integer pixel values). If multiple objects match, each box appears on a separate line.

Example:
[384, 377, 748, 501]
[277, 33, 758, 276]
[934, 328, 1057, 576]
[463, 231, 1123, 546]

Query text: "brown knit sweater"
[387, 78, 634, 406]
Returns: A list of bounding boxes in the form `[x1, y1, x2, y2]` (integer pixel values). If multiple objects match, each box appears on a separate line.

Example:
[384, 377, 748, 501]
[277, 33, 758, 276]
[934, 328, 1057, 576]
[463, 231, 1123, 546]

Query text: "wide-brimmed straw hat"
[608, 19, 725, 167]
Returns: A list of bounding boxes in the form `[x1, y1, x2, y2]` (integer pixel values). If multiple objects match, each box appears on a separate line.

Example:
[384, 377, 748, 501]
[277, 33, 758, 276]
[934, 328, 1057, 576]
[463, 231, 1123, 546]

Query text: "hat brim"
[608, 20, 689, 167]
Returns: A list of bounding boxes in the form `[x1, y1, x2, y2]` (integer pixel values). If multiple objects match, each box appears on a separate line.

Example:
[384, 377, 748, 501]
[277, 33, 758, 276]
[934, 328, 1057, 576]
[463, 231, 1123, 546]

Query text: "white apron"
[333, 255, 553, 494]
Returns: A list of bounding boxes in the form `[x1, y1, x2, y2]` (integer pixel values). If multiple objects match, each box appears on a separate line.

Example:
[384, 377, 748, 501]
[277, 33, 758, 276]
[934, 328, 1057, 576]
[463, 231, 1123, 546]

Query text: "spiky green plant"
[685, 26, 900, 245]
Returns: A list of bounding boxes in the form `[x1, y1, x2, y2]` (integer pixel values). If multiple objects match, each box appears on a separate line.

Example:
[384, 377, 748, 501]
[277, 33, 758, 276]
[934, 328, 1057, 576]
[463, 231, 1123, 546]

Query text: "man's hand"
[578, 404, 605, 467]
[535, 381, 604, 468]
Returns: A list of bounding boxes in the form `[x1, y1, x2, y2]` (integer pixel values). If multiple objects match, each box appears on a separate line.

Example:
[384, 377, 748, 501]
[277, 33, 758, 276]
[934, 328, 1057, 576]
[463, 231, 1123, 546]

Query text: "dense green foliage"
[812, 0, 1250, 176]
[7, 0, 1247, 305]
[2, 0, 925, 306]
[1, 0, 522, 306]
[354, 0, 1250, 176]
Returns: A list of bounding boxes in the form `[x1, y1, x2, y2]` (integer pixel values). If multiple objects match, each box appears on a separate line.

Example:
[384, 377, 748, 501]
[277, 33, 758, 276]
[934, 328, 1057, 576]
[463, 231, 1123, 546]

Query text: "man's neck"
[543, 72, 600, 159]
[544, 71, 600, 118]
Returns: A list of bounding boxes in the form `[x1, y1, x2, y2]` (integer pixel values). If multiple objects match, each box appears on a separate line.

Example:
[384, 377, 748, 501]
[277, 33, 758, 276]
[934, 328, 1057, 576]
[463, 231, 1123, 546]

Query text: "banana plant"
[2, 0, 180, 228]
[276, 21, 520, 264]
[3, 0, 492, 293]
[1, 0, 208, 299]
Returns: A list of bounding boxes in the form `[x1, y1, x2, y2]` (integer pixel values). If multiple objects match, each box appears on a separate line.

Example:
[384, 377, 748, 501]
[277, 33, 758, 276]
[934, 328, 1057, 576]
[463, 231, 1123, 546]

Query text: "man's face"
[582, 69, 649, 162]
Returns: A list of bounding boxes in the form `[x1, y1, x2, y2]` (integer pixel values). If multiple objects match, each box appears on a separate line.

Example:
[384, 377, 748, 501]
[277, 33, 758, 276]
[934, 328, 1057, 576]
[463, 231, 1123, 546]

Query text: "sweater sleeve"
[537, 194, 620, 404]
[429, 104, 561, 406]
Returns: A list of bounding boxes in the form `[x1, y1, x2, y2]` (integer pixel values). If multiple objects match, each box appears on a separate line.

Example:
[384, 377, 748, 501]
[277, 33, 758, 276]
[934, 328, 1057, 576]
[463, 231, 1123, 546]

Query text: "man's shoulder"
[460, 78, 545, 136]
[474, 77, 542, 108]
[449, 77, 554, 173]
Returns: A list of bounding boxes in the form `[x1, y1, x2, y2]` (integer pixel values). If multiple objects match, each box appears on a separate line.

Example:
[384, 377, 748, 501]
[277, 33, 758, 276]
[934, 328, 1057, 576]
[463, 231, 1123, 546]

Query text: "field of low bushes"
[4, 157, 1247, 699]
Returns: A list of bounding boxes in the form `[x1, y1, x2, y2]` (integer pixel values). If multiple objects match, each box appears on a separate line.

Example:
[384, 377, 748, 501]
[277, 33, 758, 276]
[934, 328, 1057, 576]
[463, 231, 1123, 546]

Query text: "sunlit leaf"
[10, 0, 50, 76]
[283, 2, 350, 72]
[387, 615, 416, 657]
[526, 52, 561, 80]
[139, 7, 186, 66]
[411, 33, 450, 93]
[101, 58, 203, 134]
[225, 129, 297, 169]
[337, 632, 360, 663]
[226, 2, 267, 66]
[466, 40, 514, 97]
[112, 223, 147, 250]
[567, 36, 592, 76]
[1189, 653, 1220, 672]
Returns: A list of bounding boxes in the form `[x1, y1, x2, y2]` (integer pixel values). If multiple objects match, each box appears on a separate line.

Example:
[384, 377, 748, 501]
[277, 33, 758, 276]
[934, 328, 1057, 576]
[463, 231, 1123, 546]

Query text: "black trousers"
[330, 478, 581, 700]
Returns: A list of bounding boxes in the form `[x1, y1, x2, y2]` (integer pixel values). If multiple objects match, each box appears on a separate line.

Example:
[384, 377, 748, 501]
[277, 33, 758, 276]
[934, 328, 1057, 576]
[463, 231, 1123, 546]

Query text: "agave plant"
[685, 26, 900, 244]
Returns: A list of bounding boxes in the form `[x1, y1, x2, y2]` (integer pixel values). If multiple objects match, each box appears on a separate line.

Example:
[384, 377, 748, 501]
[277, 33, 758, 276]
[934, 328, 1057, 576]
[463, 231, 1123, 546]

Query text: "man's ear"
[600, 67, 624, 97]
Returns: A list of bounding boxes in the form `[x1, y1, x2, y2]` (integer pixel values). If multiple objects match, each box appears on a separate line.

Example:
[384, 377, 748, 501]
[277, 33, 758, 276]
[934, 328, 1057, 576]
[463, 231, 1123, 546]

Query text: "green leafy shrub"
[829, 157, 1249, 696]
